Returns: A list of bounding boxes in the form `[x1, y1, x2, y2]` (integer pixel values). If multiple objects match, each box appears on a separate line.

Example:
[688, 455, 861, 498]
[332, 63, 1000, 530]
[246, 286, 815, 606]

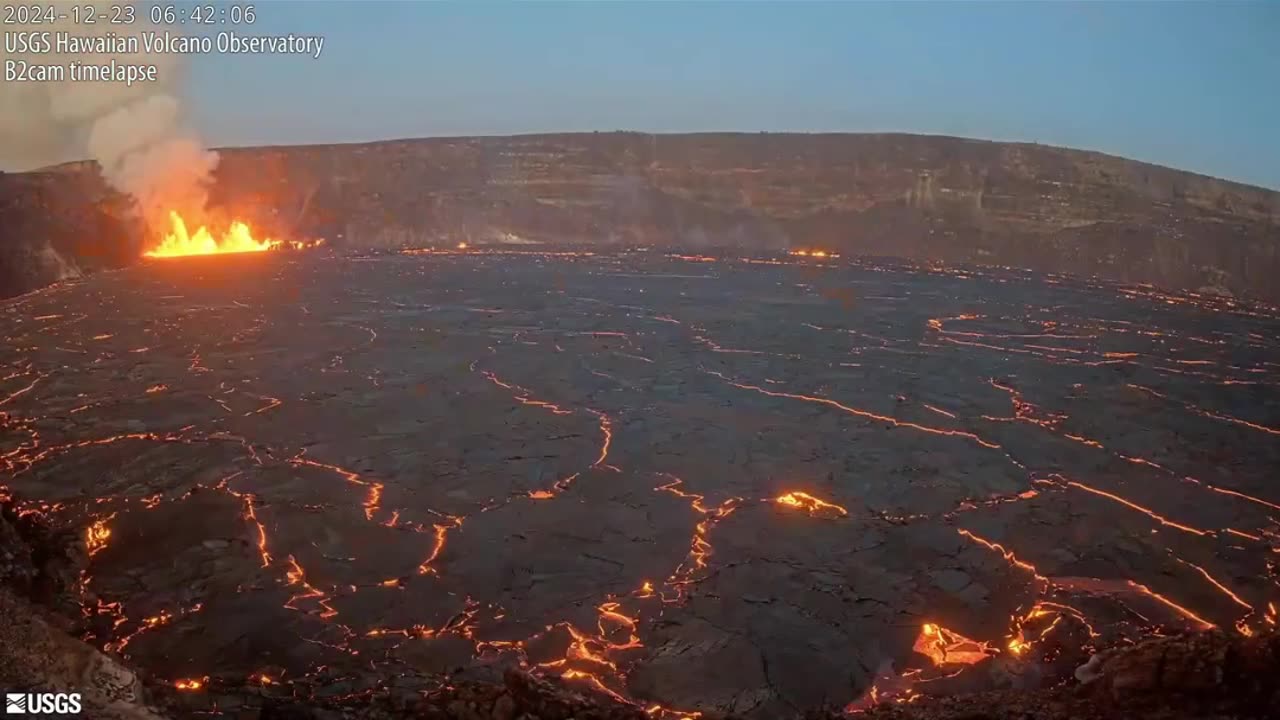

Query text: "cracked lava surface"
[2, 249, 1278, 717]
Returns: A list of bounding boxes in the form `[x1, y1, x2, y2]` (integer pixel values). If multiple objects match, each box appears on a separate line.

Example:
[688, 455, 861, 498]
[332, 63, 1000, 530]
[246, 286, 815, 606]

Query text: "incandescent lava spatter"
[1, 247, 1278, 718]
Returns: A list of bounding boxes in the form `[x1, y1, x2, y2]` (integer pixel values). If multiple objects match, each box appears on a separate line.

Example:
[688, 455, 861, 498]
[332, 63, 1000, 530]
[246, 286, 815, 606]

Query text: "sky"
[182, 1, 1280, 190]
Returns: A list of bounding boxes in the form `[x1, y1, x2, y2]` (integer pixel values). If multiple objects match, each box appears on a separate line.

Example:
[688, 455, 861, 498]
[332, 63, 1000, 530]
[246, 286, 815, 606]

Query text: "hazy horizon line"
[22, 129, 1280, 194]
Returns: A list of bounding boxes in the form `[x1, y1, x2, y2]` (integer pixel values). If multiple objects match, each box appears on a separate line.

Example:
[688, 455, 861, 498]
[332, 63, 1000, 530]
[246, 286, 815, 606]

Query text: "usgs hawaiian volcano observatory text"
[4, 3, 324, 86]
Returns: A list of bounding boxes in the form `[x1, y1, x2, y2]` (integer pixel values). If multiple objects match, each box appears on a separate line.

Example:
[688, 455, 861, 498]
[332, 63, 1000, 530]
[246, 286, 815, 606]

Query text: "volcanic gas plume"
[0, 1, 273, 258]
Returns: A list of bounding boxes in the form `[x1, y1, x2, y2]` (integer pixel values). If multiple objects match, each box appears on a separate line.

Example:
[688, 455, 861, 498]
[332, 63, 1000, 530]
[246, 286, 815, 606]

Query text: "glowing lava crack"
[1, 249, 1277, 718]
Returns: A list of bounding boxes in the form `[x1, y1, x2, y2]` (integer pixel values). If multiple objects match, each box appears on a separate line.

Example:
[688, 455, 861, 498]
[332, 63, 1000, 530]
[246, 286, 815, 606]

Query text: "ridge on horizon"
[24, 131, 1280, 195]
[5, 125, 1279, 304]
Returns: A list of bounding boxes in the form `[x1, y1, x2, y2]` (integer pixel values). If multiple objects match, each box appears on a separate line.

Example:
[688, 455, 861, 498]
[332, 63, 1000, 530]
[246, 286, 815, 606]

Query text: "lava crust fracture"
[1, 249, 1278, 718]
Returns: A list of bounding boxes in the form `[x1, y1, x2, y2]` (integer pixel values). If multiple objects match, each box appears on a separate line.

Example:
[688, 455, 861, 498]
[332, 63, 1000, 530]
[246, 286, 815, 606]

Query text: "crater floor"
[2, 249, 1277, 718]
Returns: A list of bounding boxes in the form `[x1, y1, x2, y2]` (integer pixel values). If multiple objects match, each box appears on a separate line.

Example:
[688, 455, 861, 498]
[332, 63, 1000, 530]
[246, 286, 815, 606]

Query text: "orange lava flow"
[291, 456, 384, 522]
[173, 677, 207, 691]
[954, 529, 1090, 658]
[774, 491, 848, 517]
[987, 379, 1067, 430]
[655, 475, 739, 599]
[1128, 383, 1280, 436]
[1008, 600, 1099, 656]
[956, 528, 1049, 583]
[1204, 484, 1280, 513]
[1061, 478, 1209, 537]
[8, 264, 1275, 716]
[242, 494, 272, 566]
[86, 513, 116, 557]
[1174, 557, 1253, 611]
[212, 473, 273, 568]
[417, 518, 460, 575]
[0, 373, 44, 407]
[1126, 580, 1216, 629]
[143, 211, 281, 258]
[704, 370, 1002, 450]
[912, 622, 992, 666]
[482, 371, 574, 415]
[789, 248, 839, 259]
[480, 366, 616, 474]
[107, 601, 204, 655]
[283, 555, 338, 619]
[588, 409, 615, 469]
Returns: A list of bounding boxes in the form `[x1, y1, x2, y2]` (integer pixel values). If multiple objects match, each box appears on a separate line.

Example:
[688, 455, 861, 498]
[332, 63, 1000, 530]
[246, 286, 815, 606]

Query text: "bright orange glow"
[655, 475, 740, 601]
[483, 371, 573, 415]
[144, 211, 281, 258]
[1063, 479, 1209, 536]
[789, 248, 839, 259]
[1174, 557, 1252, 611]
[704, 369, 1003, 450]
[291, 456, 384, 522]
[216, 474, 271, 568]
[774, 491, 848, 517]
[283, 555, 338, 619]
[13, 254, 1277, 715]
[956, 528, 1048, 582]
[417, 519, 459, 575]
[912, 622, 991, 665]
[588, 408, 615, 469]
[86, 513, 115, 557]
[1127, 580, 1216, 629]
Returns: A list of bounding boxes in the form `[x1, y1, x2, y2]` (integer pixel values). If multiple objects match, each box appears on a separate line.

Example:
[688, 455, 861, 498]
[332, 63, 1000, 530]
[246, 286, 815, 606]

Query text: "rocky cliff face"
[3, 133, 1278, 300]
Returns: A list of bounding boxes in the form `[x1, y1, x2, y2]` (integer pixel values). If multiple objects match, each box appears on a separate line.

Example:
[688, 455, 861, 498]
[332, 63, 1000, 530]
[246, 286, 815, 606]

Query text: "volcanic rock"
[0, 588, 165, 720]
[0, 499, 86, 622]
[3, 240, 1279, 720]
[4, 133, 1280, 300]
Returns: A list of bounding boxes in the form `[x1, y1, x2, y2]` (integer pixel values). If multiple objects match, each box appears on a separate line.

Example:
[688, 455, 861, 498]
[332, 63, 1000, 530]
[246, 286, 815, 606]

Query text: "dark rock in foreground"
[0, 501, 163, 720]
[856, 630, 1280, 720]
[5, 496, 1276, 720]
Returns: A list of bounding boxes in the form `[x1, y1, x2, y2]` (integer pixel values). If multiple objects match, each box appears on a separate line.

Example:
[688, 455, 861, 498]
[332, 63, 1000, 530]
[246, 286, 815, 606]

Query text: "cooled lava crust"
[2, 248, 1277, 718]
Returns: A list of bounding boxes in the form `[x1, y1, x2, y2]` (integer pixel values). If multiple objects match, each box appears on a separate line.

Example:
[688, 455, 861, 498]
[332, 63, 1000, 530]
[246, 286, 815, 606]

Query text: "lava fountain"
[143, 211, 282, 258]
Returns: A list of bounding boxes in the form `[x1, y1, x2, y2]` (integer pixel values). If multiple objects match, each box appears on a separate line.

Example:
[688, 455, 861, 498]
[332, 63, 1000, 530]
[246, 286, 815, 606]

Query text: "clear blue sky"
[185, 1, 1280, 190]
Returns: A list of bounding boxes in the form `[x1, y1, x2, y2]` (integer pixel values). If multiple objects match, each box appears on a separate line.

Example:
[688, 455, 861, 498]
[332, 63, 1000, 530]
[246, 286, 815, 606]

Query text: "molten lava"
[912, 623, 992, 666]
[775, 491, 849, 517]
[173, 678, 206, 691]
[143, 211, 281, 258]
[6, 250, 1278, 717]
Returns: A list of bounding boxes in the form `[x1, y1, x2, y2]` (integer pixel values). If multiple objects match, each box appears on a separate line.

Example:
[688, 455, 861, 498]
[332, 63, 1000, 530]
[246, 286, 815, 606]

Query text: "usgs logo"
[5, 692, 81, 715]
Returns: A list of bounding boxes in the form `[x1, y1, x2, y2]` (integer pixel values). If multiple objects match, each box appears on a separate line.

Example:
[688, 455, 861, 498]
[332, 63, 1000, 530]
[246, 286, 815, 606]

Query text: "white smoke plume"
[0, 0, 218, 230]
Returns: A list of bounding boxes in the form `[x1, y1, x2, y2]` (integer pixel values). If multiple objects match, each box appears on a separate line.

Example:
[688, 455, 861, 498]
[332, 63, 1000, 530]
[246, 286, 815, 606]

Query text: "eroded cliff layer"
[3, 133, 1278, 300]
